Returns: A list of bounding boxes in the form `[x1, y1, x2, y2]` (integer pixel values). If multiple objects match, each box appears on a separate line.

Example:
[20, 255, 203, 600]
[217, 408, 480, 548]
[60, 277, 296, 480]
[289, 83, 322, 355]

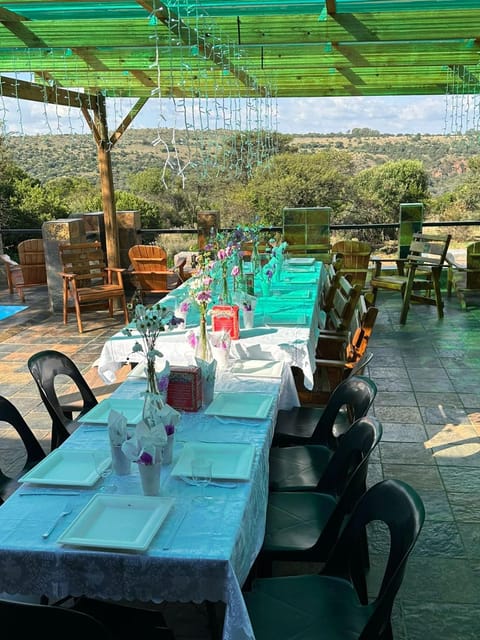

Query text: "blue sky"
[0, 94, 460, 136]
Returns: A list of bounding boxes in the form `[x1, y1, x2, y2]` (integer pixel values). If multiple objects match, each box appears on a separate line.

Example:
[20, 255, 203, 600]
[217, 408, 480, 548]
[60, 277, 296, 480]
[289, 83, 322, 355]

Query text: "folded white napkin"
[108, 409, 128, 445]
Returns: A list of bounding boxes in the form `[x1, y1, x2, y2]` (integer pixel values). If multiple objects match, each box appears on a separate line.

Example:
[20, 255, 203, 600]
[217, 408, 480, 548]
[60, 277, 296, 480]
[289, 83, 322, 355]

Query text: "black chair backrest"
[323, 479, 425, 639]
[0, 395, 46, 467]
[27, 350, 97, 449]
[318, 415, 382, 499]
[311, 416, 383, 554]
[0, 396, 46, 500]
[0, 599, 113, 640]
[312, 375, 377, 446]
[349, 350, 374, 377]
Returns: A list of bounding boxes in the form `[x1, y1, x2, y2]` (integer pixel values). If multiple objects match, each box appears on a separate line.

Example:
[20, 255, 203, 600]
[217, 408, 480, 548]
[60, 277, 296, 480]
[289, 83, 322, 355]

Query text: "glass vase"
[194, 311, 216, 407]
[221, 263, 231, 304]
[195, 311, 212, 363]
[251, 242, 261, 275]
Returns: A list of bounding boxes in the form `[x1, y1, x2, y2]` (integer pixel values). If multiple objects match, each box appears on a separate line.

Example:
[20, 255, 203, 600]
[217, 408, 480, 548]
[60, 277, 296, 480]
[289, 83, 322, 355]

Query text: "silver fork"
[42, 502, 74, 539]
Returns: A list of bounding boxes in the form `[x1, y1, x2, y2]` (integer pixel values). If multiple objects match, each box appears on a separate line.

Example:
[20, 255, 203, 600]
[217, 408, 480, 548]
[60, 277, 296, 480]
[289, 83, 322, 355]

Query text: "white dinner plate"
[171, 442, 255, 481]
[58, 494, 175, 551]
[285, 257, 316, 266]
[279, 289, 312, 299]
[19, 449, 111, 487]
[263, 312, 309, 326]
[204, 391, 274, 419]
[77, 398, 143, 425]
[230, 360, 284, 379]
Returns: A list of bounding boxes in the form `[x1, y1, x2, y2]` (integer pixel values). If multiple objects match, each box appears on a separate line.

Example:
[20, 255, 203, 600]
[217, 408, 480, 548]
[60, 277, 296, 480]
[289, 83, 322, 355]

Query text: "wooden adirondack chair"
[128, 245, 187, 300]
[331, 239, 372, 289]
[0, 238, 47, 302]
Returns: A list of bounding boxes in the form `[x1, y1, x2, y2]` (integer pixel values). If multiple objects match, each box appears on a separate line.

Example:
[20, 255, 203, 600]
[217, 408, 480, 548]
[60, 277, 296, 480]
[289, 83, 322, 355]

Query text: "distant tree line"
[1, 130, 480, 254]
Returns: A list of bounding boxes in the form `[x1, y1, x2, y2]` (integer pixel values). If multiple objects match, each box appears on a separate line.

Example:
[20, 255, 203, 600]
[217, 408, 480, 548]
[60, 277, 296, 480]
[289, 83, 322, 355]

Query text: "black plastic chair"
[244, 479, 425, 640]
[255, 416, 382, 584]
[272, 374, 377, 448]
[27, 349, 98, 450]
[0, 395, 46, 503]
[2, 597, 174, 640]
[0, 598, 113, 640]
[269, 414, 381, 493]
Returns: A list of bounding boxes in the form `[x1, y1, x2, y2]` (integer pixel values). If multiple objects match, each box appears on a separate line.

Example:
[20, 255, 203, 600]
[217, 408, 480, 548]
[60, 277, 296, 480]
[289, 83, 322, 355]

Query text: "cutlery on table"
[20, 491, 81, 497]
[42, 502, 74, 539]
[180, 476, 237, 489]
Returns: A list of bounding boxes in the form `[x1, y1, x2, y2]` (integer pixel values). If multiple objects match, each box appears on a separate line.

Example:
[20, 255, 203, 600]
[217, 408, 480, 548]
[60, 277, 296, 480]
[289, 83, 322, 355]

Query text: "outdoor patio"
[0, 282, 479, 640]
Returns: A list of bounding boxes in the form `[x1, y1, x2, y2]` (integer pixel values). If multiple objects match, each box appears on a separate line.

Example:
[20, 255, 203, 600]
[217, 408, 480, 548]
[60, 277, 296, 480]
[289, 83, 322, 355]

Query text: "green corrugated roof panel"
[0, 1, 480, 100]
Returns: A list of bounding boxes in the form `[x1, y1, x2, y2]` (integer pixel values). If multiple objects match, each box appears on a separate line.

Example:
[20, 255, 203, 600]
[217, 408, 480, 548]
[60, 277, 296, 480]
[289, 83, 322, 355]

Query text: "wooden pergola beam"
[136, 0, 269, 97]
[0, 75, 100, 111]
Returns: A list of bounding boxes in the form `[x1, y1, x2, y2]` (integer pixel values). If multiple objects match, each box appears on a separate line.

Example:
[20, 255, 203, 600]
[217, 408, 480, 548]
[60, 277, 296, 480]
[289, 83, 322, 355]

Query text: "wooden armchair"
[295, 292, 378, 406]
[369, 232, 451, 324]
[59, 241, 129, 333]
[128, 244, 187, 300]
[331, 239, 372, 289]
[446, 241, 480, 309]
[0, 238, 47, 302]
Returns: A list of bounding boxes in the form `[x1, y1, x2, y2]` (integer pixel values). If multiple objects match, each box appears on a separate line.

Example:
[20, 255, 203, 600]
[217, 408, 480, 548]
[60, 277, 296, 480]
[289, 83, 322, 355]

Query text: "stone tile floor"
[0, 283, 480, 639]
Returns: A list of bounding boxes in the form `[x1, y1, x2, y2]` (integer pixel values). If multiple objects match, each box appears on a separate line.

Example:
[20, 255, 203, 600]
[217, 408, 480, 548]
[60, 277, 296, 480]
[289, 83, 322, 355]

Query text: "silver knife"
[19, 490, 81, 497]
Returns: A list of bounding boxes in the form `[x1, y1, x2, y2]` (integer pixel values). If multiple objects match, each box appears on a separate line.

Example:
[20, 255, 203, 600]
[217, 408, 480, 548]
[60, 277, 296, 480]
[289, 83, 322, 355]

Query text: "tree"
[352, 159, 430, 231]
[245, 149, 355, 225]
[220, 131, 296, 184]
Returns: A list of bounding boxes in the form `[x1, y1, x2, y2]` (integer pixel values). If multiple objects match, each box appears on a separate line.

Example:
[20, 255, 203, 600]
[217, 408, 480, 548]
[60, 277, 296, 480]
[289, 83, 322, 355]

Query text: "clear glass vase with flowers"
[260, 264, 275, 297]
[121, 303, 181, 465]
[234, 291, 257, 330]
[187, 253, 217, 405]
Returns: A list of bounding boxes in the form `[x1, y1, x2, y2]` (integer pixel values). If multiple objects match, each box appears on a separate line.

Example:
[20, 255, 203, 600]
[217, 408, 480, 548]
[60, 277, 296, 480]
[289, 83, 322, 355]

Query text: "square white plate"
[280, 289, 312, 300]
[171, 442, 255, 480]
[204, 391, 274, 419]
[230, 360, 284, 379]
[286, 257, 316, 266]
[78, 398, 143, 425]
[263, 312, 309, 326]
[58, 494, 175, 551]
[19, 449, 111, 487]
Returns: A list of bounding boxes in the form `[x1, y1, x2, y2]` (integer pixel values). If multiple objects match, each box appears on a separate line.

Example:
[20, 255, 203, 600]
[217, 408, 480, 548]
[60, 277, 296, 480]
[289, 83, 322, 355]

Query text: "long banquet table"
[0, 260, 324, 640]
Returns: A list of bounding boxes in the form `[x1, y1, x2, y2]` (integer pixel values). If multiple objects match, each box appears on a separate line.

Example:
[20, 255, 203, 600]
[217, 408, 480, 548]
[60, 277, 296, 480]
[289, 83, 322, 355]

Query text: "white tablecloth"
[96, 263, 324, 394]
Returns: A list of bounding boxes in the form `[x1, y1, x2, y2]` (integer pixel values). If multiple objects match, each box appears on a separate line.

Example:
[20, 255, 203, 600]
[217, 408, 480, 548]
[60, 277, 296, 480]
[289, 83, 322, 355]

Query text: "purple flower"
[187, 331, 199, 349]
[165, 424, 175, 436]
[180, 301, 190, 313]
[196, 291, 212, 304]
[157, 375, 169, 393]
[231, 265, 240, 277]
[265, 269, 273, 280]
[138, 450, 154, 465]
[169, 315, 184, 327]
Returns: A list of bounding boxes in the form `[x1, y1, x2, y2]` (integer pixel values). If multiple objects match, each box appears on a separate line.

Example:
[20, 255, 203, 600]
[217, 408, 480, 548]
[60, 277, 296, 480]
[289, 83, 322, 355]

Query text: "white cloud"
[0, 93, 464, 136]
[275, 96, 448, 135]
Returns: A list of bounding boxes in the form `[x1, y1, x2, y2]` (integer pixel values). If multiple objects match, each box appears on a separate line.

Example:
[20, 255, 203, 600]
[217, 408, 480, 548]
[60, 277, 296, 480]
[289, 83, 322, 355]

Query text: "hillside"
[6, 128, 480, 196]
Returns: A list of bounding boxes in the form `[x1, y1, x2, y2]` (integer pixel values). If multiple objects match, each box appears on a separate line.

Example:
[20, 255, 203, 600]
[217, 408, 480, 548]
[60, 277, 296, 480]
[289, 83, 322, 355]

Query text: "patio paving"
[0, 281, 479, 639]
